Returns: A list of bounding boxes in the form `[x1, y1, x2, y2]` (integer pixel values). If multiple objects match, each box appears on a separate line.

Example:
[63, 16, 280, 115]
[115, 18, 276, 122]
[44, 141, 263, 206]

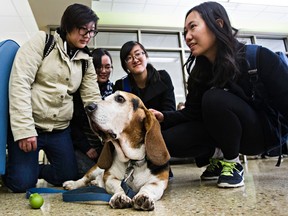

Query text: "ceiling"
[28, 0, 288, 35]
[28, 0, 91, 32]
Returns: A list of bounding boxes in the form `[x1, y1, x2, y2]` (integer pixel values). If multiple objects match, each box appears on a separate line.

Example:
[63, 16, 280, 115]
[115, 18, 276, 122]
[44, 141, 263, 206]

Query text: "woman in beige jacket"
[3, 3, 101, 192]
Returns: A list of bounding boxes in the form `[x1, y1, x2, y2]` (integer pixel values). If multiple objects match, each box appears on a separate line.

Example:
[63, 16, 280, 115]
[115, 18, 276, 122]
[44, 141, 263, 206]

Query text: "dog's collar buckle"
[124, 158, 146, 183]
[124, 166, 134, 182]
[122, 164, 137, 199]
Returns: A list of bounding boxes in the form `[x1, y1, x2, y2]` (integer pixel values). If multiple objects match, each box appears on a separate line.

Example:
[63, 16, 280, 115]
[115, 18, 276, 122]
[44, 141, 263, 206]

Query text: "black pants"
[162, 89, 266, 166]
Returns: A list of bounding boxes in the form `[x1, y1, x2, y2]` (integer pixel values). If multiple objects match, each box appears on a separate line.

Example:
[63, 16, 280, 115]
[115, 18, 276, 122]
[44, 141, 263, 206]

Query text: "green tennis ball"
[29, 193, 44, 209]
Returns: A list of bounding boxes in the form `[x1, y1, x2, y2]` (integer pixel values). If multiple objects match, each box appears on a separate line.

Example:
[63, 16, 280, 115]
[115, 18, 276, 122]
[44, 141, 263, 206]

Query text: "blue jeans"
[3, 127, 78, 192]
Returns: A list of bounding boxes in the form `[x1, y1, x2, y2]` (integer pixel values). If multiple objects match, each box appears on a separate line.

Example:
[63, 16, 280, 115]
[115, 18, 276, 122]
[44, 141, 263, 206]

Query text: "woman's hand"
[86, 148, 98, 160]
[19, 137, 37, 152]
[149, 108, 164, 122]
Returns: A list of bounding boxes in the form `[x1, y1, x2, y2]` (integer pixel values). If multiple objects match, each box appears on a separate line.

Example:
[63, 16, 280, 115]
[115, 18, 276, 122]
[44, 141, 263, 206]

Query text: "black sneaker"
[169, 167, 174, 181]
[200, 158, 222, 180]
[217, 161, 244, 188]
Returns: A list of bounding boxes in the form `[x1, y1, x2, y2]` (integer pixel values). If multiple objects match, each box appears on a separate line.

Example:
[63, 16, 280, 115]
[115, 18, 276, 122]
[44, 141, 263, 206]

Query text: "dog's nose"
[85, 102, 97, 114]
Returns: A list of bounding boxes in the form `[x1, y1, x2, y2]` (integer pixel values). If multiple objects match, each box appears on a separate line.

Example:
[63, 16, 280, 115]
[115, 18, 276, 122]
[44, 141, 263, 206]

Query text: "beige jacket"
[9, 31, 101, 141]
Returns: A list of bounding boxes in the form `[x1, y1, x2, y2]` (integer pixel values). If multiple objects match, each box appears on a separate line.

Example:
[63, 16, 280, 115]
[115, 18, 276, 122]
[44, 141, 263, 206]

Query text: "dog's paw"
[63, 180, 78, 190]
[109, 192, 132, 209]
[90, 180, 98, 186]
[132, 193, 155, 211]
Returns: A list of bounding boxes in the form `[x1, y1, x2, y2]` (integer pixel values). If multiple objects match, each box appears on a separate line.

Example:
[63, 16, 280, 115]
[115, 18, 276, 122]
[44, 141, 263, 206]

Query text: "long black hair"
[184, 1, 242, 89]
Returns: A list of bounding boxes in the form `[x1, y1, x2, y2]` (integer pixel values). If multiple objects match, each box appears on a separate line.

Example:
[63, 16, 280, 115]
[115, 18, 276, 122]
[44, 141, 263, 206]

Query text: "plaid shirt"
[99, 80, 114, 99]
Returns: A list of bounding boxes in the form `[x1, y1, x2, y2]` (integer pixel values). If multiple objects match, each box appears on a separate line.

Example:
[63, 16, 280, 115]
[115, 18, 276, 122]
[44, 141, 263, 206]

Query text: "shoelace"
[220, 161, 237, 176]
[207, 159, 220, 171]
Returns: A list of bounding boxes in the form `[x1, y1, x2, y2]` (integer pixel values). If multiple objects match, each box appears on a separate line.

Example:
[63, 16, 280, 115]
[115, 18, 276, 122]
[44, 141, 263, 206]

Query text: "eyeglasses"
[125, 51, 146, 63]
[78, 27, 98, 38]
[95, 65, 113, 73]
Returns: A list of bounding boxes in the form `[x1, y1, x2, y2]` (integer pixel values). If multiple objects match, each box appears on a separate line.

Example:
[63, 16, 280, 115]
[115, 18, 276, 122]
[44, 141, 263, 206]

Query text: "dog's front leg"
[132, 180, 168, 211]
[105, 177, 132, 209]
[63, 165, 104, 190]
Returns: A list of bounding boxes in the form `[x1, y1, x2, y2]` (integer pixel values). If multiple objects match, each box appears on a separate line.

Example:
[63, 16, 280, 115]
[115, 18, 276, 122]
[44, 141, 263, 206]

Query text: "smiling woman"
[150, 1, 288, 189]
[114, 40, 176, 113]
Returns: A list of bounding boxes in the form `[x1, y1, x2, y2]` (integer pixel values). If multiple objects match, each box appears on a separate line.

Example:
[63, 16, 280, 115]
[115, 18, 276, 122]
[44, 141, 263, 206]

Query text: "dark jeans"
[3, 127, 78, 192]
[162, 89, 267, 166]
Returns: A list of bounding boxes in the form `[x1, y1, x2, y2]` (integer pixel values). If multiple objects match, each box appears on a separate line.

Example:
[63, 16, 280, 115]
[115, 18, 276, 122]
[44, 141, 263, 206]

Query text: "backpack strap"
[43, 33, 87, 76]
[43, 34, 55, 59]
[81, 59, 88, 76]
[122, 75, 131, 92]
[245, 44, 259, 71]
[245, 45, 260, 102]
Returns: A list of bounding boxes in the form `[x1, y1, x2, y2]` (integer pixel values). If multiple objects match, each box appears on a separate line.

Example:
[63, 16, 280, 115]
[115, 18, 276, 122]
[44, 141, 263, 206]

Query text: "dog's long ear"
[97, 141, 114, 169]
[144, 108, 170, 166]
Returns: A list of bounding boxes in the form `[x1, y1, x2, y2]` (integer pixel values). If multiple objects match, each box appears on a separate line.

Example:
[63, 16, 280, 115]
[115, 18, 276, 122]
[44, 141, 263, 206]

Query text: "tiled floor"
[1, 157, 288, 216]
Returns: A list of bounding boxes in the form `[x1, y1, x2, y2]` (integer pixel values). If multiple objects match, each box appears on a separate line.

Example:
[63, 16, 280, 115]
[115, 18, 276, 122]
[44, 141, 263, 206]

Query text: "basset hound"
[63, 91, 170, 211]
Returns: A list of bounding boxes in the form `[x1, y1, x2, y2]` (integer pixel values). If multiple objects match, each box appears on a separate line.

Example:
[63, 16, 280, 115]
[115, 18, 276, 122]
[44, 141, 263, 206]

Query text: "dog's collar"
[128, 158, 146, 167]
[121, 158, 147, 198]
[123, 158, 146, 183]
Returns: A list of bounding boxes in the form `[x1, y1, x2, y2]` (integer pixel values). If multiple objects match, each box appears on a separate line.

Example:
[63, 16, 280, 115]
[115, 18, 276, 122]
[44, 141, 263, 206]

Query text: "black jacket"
[114, 64, 176, 112]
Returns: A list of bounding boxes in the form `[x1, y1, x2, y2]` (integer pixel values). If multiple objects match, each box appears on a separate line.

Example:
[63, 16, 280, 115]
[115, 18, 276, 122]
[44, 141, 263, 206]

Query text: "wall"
[0, 0, 38, 45]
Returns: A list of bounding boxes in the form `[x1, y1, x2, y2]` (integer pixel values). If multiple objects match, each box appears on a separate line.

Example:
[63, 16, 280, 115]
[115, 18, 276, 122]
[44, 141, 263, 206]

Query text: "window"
[149, 51, 185, 104]
[141, 32, 179, 48]
[107, 50, 124, 82]
[95, 32, 137, 47]
[237, 37, 252, 44]
[255, 38, 286, 52]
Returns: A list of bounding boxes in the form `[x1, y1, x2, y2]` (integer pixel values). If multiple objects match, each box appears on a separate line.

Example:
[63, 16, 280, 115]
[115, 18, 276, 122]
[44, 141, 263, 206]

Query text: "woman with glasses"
[92, 48, 114, 99]
[114, 41, 176, 179]
[150, 1, 288, 188]
[72, 48, 114, 177]
[4, 4, 101, 192]
[114, 41, 176, 113]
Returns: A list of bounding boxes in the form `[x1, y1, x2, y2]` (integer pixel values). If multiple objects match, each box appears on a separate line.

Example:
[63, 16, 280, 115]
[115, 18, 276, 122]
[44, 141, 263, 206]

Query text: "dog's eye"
[115, 95, 125, 103]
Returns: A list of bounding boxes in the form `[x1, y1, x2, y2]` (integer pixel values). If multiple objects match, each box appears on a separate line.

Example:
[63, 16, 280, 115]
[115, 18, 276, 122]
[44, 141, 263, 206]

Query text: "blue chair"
[0, 39, 19, 175]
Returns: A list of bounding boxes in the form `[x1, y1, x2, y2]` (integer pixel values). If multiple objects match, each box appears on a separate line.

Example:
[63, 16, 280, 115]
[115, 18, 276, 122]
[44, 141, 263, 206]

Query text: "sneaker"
[217, 161, 244, 188]
[200, 158, 222, 180]
[169, 167, 174, 181]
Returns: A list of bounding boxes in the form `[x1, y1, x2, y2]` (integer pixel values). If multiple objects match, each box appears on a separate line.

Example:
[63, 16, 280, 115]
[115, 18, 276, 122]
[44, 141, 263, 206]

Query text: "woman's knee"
[4, 152, 39, 192]
[202, 88, 228, 110]
[3, 172, 38, 192]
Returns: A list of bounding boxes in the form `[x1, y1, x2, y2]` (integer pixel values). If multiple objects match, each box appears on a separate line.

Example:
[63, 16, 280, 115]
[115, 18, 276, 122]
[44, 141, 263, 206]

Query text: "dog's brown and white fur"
[63, 91, 170, 211]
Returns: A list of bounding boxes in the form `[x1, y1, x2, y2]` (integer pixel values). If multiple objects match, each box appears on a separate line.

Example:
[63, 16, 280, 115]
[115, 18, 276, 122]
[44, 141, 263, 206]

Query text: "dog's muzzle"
[84, 102, 116, 140]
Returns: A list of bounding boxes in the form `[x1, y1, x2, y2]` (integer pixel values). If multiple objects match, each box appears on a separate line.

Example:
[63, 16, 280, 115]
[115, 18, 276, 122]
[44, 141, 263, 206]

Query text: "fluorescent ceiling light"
[229, 0, 288, 6]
